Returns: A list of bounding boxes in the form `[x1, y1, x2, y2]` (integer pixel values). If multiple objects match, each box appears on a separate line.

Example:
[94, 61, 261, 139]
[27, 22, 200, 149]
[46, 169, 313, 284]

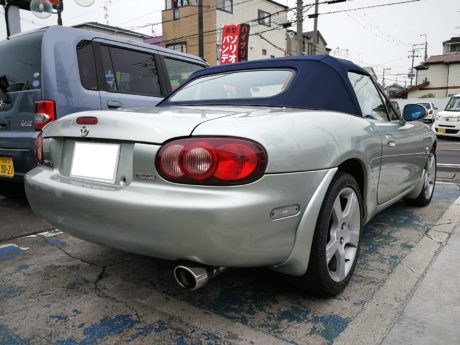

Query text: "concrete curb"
[334, 194, 460, 345]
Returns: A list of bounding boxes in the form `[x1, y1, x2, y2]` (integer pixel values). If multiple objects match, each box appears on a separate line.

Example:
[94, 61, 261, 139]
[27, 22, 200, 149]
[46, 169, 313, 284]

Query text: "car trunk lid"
[42, 106, 251, 143]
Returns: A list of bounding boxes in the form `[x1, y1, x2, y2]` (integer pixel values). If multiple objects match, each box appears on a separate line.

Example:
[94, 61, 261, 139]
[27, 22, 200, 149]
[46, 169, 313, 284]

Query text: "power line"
[318, 0, 421, 16]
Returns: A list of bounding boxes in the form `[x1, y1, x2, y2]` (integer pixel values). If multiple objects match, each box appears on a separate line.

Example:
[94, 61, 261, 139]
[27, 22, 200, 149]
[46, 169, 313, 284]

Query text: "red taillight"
[76, 116, 98, 125]
[429, 109, 433, 115]
[35, 133, 44, 164]
[156, 137, 267, 185]
[35, 100, 56, 131]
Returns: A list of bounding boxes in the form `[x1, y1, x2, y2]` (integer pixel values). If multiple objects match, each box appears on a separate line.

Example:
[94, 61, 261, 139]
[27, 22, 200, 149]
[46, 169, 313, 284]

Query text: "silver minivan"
[0, 25, 207, 196]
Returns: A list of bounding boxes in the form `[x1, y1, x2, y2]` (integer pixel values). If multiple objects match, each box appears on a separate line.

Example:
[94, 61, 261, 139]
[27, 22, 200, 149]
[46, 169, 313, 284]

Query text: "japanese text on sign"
[220, 24, 250, 65]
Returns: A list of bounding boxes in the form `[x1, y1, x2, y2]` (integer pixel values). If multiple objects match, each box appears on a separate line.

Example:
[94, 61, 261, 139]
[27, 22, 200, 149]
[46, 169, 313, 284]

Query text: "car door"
[93, 42, 166, 110]
[348, 72, 428, 205]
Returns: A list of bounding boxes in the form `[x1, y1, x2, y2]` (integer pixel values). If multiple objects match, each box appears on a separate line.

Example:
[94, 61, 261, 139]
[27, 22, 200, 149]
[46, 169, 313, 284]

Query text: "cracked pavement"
[0, 183, 459, 345]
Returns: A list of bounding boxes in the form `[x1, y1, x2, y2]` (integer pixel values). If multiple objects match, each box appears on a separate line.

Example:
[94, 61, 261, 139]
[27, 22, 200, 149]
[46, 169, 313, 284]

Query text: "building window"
[217, 0, 232, 13]
[173, 7, 180, 19]
[262, 49, 267, 56]
[166, 0, 196, 9]
[258, 10, 271, 26]
[166, 42, 187, 53]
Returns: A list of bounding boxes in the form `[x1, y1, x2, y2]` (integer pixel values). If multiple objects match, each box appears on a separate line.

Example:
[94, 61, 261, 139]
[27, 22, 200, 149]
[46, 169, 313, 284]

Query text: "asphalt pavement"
[1, 182, 459, 344]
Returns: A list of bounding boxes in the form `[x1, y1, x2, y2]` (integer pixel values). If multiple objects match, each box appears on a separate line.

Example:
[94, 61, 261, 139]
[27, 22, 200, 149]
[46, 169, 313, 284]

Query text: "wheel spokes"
[326, 187, 361, 283]
[326, 238, 339, 264]
[335, 247, 347, 281]
[343, 228, 360, 247]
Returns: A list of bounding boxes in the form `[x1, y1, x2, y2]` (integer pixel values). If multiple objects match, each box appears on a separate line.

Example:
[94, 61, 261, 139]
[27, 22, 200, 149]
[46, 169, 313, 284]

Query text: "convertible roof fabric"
[160, 55, 369, 116]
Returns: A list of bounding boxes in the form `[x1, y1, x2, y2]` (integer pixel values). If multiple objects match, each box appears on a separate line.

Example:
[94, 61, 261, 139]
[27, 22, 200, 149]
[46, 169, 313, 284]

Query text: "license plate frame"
[0, 156, 14, 178]
[70, 142, 120, 184]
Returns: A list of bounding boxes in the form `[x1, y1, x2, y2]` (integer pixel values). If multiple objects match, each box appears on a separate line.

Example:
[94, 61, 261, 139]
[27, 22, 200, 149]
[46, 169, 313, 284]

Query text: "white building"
[403, 37, 460, 98]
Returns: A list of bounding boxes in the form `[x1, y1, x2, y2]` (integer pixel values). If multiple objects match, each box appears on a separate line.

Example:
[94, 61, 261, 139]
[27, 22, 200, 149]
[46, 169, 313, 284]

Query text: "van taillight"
[35, 100, 56, 131]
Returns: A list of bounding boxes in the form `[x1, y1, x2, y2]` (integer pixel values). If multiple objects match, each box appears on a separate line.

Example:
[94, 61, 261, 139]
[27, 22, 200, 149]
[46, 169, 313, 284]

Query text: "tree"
[419, 93, 435, 98]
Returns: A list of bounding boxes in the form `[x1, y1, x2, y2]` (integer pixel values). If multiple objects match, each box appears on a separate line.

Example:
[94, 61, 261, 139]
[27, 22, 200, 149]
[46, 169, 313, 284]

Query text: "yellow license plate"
[0, 156, 14, 177]
[437, 128, 446, 133]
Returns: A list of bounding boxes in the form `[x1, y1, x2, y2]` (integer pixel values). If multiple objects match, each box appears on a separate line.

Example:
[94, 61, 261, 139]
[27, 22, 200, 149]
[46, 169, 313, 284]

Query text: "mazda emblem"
[80, 126, 89, 137]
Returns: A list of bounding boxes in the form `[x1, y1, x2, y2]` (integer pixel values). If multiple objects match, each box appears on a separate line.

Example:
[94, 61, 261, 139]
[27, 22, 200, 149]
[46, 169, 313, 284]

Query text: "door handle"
[107, 100, 122, 109]
[385, 135, 396, 147]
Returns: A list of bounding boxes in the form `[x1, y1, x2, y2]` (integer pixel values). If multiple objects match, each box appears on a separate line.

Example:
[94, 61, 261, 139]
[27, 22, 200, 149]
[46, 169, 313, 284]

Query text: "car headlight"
[435, 115, 441, 120]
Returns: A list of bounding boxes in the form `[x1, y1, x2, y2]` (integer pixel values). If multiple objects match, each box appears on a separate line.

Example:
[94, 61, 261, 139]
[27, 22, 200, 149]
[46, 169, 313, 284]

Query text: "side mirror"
[403, 104, 427, 122]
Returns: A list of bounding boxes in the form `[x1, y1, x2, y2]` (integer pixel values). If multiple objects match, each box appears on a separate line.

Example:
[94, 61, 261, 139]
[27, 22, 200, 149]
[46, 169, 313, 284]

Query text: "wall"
[394, 97, 450, 113]
[412, 63, 460, 98]
[162, 0, 217, 64]
[215, 0, 287, 64]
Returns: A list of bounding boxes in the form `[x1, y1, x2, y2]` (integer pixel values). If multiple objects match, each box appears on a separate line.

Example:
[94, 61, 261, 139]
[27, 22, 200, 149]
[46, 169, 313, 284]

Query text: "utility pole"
[382, 67, 391, 88]
[312, 0, 319, 55]
[408, 45, 422, 87]
[296, 0, 304, 55]
[420, 34, 428, 61]
[309, 0, 346, 55]
[198, 0, 204, 59]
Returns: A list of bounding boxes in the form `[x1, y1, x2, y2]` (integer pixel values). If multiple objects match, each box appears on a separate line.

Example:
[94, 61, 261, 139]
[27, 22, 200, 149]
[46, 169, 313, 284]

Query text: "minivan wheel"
[404, 151, 436, 207]
[290, 172, 363, 297]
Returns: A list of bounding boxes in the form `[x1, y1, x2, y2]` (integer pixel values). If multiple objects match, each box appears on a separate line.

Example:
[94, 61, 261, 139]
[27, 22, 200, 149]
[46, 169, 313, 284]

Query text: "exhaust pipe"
[174, 264, 227, 291]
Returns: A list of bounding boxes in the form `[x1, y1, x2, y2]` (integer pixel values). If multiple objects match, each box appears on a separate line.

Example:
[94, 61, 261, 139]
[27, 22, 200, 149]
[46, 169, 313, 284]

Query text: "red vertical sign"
[220, 24, 250, 65]
[238, 23, 250, 62]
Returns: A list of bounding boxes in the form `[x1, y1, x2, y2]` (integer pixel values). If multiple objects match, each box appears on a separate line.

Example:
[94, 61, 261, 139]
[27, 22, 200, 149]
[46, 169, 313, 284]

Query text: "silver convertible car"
[25, 56, 436, 296]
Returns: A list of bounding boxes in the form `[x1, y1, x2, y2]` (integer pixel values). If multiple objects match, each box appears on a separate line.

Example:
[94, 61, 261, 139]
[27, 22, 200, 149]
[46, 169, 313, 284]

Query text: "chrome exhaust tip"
[174, 264, 226, 291]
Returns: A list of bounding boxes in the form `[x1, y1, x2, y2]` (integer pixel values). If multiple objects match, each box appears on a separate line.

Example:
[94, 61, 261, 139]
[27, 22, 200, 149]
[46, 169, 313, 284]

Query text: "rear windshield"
[0, 31, 43, 92]
[417, 103, 431, 109]
[445, 97, 460, 111]
[169, 69, 294, 103]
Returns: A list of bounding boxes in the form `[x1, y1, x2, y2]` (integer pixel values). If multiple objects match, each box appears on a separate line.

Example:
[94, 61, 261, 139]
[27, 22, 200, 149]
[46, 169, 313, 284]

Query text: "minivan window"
[101, 45, 162, 97]
[0, 31, 43, 92]
[164, 57, 204, 91]
[77, 40, 98, 91]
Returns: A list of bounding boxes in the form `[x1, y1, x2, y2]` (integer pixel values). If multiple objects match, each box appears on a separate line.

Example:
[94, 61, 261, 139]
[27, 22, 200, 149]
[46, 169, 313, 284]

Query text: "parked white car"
[417, 102, 437, 123]
[433, 94, 460, 138]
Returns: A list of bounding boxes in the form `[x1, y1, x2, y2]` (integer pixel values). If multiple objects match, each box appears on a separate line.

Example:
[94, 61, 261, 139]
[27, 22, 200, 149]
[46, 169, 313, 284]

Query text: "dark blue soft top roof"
[160, 55, 370, 116]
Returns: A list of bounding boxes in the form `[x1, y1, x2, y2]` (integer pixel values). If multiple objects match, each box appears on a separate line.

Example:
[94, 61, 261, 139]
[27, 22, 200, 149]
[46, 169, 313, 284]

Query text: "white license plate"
[70, 142, 120, 183]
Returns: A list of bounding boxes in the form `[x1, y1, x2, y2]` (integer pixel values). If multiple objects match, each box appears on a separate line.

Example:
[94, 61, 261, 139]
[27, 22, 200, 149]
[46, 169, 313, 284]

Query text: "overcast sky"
[0, 0, 459, 85]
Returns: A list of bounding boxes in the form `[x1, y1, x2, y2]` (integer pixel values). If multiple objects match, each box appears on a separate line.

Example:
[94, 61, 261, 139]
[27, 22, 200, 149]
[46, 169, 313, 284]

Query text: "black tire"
[404, 151, 436, 207]
[290, 172, 363, 297]
[0, 180, 25, 199]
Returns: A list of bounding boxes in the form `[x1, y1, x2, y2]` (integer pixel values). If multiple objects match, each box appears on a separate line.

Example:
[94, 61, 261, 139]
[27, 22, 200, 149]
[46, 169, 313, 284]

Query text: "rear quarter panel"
[192, 108, 383, 221]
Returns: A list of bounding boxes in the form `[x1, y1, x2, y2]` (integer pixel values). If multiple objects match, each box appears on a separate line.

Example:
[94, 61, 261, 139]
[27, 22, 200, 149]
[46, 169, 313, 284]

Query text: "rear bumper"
[25, 166, 330, 270]
[0, 132, 38, 182]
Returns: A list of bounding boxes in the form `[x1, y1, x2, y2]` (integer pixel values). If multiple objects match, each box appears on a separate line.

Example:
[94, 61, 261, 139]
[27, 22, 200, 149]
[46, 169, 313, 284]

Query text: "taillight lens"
[35, 100, 56, 131]
[429, 110, 433, 115]
[35, 133, 44, 164]
[156, 137, 267, 185]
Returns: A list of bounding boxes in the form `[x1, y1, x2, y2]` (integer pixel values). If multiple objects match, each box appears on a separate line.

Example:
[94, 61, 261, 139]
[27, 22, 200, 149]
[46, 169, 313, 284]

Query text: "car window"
[164, 57, 204, 91]
[417, 102, 431, 109]
[0, 31, 43, 92]
[445, 97, 460, 111]
[348, 72, 389, 121]
[377, 88, 400, 121]
[169, 69, 294, 102]
[77, 40, 98, 91]
[100, 45, 162, 97]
